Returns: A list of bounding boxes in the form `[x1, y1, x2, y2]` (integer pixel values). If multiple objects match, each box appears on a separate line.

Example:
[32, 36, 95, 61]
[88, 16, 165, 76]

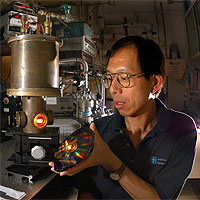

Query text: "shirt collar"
[112, 98, 171, 133]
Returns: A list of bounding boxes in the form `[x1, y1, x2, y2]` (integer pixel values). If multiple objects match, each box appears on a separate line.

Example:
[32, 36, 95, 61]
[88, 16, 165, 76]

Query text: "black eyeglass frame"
[102, 72, 146, 88]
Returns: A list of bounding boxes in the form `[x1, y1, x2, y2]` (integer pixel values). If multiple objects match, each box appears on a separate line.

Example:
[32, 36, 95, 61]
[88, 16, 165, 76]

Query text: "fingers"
[90, 122, 101, 139]
[48, 162, 62, 175]
[48, 161, 88, 176]
[49, 162, 54, 166]
[66, 153, 93, 176]
[48, 162, 71, 175]
[60, 170, 70, 176]
[89, 122, 97, 132]
[48, 122, 98, 177]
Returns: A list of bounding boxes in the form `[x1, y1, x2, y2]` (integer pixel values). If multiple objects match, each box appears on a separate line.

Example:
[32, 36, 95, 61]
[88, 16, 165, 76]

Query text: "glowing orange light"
[37, 118, 43, 123]
[34, 113, 47, 128]
[65, 143, 77, 153]
[67, 145, 72, 150]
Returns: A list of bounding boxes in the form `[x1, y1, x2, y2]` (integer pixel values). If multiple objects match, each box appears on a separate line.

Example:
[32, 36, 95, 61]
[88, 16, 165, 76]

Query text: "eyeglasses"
[102, 72, 146, 88]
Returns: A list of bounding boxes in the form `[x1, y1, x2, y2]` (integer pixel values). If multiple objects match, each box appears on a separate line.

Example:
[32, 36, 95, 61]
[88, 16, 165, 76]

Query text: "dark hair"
[108, 35, 165, 80]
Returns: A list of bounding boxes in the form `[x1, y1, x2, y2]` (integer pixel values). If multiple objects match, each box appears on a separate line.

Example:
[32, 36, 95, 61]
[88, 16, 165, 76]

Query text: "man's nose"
[109, 78, 122, 95]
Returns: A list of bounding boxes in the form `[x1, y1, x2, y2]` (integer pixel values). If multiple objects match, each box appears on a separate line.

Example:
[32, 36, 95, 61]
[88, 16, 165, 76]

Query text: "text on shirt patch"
[150, 156, 167, 165]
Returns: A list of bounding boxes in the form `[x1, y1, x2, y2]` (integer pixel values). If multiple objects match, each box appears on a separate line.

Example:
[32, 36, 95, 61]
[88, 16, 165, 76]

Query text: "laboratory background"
[0, 0, 200, 199]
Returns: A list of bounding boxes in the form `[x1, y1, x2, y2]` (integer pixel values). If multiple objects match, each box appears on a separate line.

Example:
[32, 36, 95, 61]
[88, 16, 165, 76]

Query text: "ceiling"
[0, 0, 116, 14]
[0, 0, 185, 16]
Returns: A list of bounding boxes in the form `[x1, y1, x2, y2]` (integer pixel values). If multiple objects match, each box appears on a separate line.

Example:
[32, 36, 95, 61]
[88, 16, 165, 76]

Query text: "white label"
[46, 97, 57, 105]
[10, 18, 21, 27]
[4, 108, 9, 112]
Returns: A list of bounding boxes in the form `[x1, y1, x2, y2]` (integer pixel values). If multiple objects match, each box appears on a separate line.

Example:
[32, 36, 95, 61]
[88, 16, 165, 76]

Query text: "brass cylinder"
[16, 111, 27, 128]
[44, 14, 52, 35]
[46, 110, 54, 125]
[44, 21, 52, 35]
[20, 15, 28, 34]
[23, 96, 48, 133]
[7, 35, 62, 96]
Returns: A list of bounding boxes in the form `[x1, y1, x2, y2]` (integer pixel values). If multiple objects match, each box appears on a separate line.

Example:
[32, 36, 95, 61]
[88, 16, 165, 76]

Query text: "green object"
[60, 4, 71, 13]
[52, 22, 90, 38]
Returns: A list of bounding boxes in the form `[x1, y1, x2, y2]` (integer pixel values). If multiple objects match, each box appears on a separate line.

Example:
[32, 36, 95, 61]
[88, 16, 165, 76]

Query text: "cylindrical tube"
[7, 35, 62, 96]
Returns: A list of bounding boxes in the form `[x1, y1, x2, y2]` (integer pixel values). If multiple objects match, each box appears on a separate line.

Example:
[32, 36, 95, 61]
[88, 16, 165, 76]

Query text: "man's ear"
[152, 74, 164, 94]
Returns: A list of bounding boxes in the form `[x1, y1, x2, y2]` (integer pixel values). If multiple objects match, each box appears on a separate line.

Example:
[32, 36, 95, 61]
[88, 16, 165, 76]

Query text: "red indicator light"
[34, 113, 47, 128]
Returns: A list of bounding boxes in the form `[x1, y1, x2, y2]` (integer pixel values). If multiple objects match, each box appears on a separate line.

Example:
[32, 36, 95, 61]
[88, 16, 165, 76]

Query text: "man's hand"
[49, 122, 122, 176]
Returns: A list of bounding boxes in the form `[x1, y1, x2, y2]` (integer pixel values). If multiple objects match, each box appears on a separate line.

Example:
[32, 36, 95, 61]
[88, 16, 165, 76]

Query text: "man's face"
[107, 45, 154, 117]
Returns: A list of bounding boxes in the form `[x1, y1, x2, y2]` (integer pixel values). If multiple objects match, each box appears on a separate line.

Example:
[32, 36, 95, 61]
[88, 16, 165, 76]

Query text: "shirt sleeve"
[154, 129, 197, 199]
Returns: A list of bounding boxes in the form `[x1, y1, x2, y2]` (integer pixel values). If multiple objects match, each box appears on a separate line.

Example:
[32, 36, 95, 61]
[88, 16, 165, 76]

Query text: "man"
[49, 35, 197, 199]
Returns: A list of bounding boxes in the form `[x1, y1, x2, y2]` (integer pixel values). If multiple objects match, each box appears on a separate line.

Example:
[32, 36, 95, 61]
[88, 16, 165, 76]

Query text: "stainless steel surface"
[76, 97, 94, 124]
[60, 36, 96, 57]
[7, 34, 62, 96]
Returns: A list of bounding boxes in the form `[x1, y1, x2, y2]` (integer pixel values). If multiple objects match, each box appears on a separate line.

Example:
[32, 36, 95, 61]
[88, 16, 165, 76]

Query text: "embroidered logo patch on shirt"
[150, 156, 167, 165]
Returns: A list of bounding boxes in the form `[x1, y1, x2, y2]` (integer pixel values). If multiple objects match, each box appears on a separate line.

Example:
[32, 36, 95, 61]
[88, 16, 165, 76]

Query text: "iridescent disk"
[54, 127, 94, 168]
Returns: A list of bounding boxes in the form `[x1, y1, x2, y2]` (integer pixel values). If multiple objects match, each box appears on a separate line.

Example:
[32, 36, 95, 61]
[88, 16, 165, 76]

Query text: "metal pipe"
[83, 61, 89, 89]
[56, 17, 69, 28]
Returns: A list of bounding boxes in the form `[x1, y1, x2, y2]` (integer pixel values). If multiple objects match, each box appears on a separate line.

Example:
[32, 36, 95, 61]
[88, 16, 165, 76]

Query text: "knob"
[31, 146, 46, 160]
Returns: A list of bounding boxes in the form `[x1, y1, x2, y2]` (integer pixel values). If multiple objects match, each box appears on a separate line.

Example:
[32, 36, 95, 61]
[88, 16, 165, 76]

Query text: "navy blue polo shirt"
[75, 99, 197, 199]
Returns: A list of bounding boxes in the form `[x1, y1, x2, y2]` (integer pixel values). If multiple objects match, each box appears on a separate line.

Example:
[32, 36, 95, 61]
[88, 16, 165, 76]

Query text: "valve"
[31, 146, 46, 160]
